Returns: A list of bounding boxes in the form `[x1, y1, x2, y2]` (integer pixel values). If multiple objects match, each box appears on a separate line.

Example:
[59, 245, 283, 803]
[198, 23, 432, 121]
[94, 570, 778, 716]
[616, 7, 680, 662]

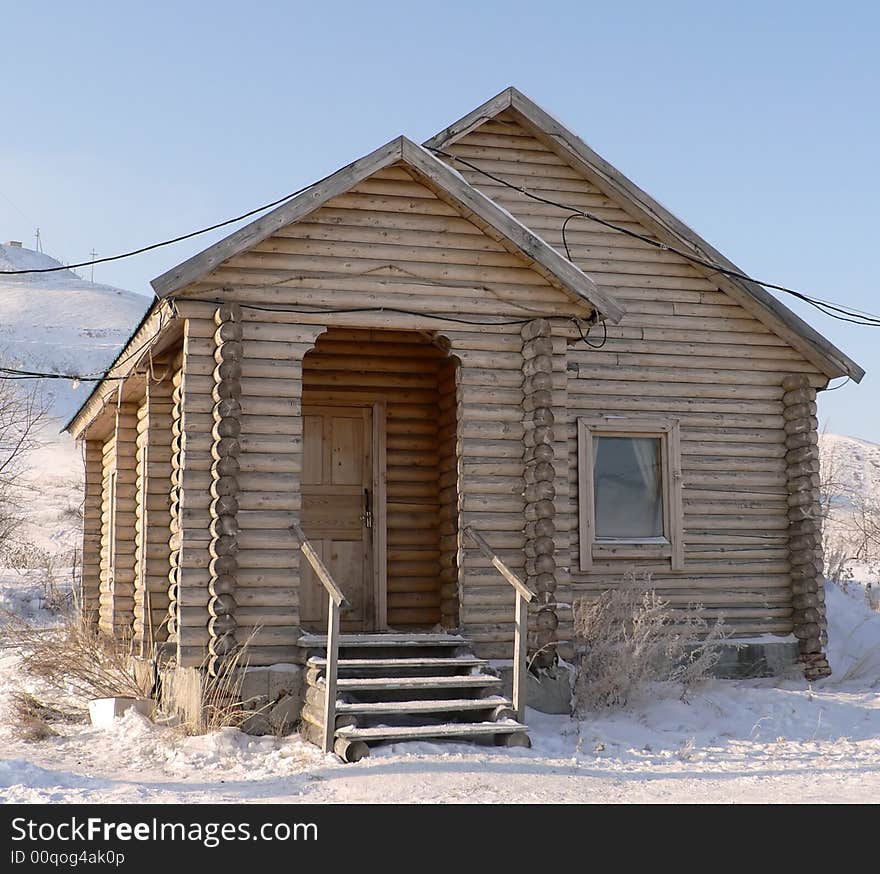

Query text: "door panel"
[300, 406, 373, 631]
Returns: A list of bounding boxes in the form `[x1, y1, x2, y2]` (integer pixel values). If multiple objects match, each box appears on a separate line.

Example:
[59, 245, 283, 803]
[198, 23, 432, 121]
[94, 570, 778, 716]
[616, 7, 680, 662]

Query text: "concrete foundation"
[158, 663, 304, 735]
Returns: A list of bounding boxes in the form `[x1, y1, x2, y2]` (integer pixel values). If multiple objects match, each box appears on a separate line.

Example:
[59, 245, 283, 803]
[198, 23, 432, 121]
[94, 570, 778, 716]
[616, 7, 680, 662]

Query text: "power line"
[428, 148, 880, 329]
[0, 301, 603, 383]
[0, 170, 339, 278]
[0, 148, 875, 328]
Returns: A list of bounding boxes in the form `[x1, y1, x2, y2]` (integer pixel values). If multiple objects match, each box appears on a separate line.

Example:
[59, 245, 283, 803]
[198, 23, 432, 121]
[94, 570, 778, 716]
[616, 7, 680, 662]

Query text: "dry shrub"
[573, 572, 726, 711]
[5, 608, 148, 701]
[8, 691, 58, 742]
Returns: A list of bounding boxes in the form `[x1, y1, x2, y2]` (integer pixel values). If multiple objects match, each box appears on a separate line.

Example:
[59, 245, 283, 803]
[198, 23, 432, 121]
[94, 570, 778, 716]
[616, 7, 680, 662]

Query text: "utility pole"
[88, 249, 97, 282]
[34, 228, 42, 252]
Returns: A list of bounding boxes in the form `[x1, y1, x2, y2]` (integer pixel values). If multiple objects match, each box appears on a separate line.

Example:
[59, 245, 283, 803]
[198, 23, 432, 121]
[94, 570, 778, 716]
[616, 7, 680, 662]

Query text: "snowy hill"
[819, 432, 880, 586]
[0, 242, 150, 421]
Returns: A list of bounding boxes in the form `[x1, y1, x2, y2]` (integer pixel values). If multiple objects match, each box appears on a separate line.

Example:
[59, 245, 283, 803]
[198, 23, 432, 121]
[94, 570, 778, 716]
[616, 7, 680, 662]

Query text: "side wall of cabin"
[439, 112, 828, 660]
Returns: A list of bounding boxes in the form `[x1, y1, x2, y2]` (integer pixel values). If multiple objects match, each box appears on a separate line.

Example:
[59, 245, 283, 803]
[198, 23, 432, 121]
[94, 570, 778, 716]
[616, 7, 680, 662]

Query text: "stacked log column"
[521, 319, 558, 669]
[166, 368, 184, 645]
[782, 374, 830, 680]
[80, 440, 103, 622]
[207, 304, 243, 676]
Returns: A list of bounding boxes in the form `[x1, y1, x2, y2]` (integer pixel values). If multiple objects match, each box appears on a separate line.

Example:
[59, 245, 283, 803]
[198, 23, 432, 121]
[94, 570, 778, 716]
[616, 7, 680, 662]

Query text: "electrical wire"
[2, 143, 875, 327]
[0, 170, 340, 277]
[429, 147, 880, 328]
[823, 376, 851, 392]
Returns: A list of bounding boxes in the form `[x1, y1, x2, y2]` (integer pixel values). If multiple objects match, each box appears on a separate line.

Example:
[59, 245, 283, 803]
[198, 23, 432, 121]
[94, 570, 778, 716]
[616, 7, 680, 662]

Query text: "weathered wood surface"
[425, 87, 861, 381]
[81, 440, 103, 620]
[435, 110, 832, 646]
[151, 137, 621, 324]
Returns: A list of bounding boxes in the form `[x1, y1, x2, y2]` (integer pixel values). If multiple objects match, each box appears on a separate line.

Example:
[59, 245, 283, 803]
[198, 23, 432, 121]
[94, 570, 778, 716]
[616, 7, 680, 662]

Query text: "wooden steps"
[330, 674, 503, 691]
[298, 632, 529, 762]
[299, 632, 467, 648]
[308, 655, 486, 669]
[332, 696, 512, 716]
[335, 722, 530, 743]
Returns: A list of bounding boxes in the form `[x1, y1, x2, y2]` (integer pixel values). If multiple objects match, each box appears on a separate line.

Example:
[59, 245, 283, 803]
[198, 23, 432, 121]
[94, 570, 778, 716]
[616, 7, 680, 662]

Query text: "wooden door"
[300, 405, 374, 631]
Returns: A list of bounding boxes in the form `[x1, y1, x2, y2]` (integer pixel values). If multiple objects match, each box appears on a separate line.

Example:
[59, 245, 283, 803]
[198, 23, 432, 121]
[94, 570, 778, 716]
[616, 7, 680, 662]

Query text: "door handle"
[362, 487, 373, 529]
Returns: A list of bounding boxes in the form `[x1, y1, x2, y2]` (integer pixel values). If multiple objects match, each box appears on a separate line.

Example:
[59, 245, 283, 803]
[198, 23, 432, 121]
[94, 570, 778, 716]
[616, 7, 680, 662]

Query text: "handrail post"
[513, 591, 528, 723]
[290, 521, 348, 755]
[322, 594, 340, 754]
[463, 525, 536, 723]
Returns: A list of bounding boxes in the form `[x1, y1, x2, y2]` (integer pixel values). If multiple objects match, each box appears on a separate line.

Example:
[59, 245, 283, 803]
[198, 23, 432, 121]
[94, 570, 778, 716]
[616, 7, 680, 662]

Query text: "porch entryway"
[299, 327, 459, 633]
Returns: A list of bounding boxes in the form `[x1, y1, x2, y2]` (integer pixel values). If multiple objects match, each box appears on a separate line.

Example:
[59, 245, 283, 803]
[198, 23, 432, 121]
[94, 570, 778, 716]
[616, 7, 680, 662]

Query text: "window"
[577, 417, 683, 571]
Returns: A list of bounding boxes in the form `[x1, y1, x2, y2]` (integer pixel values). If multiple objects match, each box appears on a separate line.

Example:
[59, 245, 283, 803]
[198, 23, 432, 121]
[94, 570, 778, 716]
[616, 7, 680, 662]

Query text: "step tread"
[326, 674, 502, 690]
[308, 656, 487, 669]
[299, 633, 467, 648]
[336, 722, 528, 741]
[334, 696, 512, 715]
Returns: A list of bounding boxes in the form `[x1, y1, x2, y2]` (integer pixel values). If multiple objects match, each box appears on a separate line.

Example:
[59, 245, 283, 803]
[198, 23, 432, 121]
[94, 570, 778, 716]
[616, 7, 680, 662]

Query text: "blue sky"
[1, 1, 877, 439]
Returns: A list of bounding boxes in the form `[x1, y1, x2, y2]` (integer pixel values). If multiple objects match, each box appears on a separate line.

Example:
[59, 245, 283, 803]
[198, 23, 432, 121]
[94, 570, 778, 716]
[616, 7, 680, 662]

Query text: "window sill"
[590, 541, 672, 561]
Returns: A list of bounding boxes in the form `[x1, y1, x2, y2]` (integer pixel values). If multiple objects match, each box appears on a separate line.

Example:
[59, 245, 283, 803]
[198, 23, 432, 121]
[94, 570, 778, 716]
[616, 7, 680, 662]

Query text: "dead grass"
[6, 689, 83, 742]
[8, 691, 58, 742]
[4, 606, 148, 701]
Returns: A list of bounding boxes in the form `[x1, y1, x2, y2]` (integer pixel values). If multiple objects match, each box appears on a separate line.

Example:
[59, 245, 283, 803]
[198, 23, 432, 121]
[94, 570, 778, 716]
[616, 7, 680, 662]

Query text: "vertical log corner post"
[166, 366, 185, 645]
[520, 318, 558, 670]
[781, 374, 830, 680]
[80, 439, 103, 622]
[207, 304, 243, 676]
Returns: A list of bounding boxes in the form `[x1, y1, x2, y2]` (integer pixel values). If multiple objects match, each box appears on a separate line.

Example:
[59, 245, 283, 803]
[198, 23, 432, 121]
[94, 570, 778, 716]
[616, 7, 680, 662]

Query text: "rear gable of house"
[429, 105, 832, 647]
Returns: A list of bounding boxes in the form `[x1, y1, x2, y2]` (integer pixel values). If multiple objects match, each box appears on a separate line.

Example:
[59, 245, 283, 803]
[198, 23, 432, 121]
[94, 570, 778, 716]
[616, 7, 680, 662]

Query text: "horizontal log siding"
[98, 432, 116, 635]
[302, 328, 449, 629]
[437, 355, 459, 629]
[174, 322, 217, 666]
[98, 403, 138, 637]
[133, 365, 175, 648]
[444, 113, 826, 639]
[235, 317, 322, 665]
[173, 166, 570, 657]
[81, 439, 102, 621]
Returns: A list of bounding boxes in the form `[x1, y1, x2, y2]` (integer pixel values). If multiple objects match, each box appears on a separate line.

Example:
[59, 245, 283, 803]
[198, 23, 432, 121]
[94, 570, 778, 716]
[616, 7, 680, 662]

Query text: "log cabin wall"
[169, 164, 586, 661]
[172, 304, 324, 666]
[133, 354, 177, 649]
[81, 440, 103, 620]
[98, 431, 116, 634]
[437, 354, 460, 629]
[98, 403, 138, 637]
[439, 111, 827, 650]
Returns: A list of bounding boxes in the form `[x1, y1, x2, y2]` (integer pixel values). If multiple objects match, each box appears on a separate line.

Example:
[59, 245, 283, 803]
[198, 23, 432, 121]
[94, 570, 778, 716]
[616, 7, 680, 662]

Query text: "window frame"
[577, 416, 683, 572]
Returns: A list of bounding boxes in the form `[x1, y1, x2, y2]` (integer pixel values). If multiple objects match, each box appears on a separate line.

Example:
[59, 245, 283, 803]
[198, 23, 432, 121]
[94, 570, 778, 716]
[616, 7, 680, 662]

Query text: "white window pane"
[593, 436, 663, 539]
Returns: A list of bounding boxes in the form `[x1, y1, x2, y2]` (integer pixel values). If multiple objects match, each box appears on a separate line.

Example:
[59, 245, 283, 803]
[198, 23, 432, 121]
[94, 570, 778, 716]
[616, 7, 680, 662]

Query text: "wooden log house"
[66, 88, 863, 754]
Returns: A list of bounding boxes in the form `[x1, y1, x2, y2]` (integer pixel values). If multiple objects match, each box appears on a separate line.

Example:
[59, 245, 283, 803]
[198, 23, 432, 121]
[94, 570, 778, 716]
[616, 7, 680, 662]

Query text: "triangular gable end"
[151, 136, 624, 324]
[425, 88, 864, 382]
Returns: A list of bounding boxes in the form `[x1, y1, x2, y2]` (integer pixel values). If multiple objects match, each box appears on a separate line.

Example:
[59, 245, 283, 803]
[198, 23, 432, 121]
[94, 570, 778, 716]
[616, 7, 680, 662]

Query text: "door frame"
[371, 399, 387, 631]
[300, 399, 388, 631]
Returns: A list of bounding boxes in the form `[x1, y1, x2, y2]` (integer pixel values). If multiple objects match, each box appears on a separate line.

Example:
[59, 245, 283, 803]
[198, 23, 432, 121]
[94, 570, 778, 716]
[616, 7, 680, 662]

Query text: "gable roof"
[151, 135, 625, 323]
[424, 87, 864, 383]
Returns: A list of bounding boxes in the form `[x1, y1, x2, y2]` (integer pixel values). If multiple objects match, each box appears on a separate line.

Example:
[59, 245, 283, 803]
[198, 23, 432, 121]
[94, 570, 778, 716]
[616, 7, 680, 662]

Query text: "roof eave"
[150, 134, 624, 323]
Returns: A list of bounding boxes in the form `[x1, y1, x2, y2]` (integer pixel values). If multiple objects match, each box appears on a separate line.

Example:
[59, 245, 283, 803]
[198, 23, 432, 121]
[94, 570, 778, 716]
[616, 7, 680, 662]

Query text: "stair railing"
[290, 521, 350, 753]
[463, 526, 537, 722]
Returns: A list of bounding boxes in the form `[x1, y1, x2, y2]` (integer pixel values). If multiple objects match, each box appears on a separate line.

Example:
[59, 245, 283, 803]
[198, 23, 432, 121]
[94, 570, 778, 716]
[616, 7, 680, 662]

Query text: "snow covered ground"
[1, 435, 880, 803]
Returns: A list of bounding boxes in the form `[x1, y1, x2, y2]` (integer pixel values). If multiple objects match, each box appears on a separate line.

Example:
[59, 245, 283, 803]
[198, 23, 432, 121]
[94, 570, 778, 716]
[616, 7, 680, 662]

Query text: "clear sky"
[1, 1, 877, 439]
